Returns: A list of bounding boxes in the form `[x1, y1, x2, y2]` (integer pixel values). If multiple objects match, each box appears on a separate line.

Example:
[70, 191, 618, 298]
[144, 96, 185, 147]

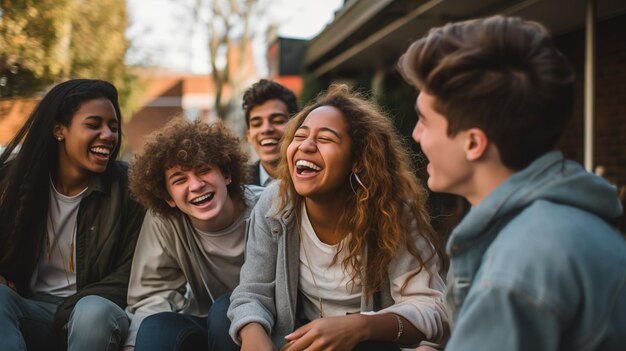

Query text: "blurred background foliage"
[0, 0, 142, 121]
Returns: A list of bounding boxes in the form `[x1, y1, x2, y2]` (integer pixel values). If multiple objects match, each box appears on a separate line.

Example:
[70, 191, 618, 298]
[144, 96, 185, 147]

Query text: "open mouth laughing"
[190, 192, 215, 205]
[90, 146, 113, 160]
[260, 138, 279, 148]
[295, 160, 321, 175]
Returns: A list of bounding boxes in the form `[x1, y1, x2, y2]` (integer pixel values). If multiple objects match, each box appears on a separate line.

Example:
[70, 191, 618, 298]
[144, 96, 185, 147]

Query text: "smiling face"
[164, 164, 235, 232]
[55, 97, 119, 183]
[246, 99, 290, 171]
[413, 92, 472, 195]
[286, 105, 353, 201]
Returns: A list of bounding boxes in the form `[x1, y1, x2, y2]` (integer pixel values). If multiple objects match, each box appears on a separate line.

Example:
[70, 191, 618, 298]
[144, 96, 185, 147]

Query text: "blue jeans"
[215, 294, 400, 351]
[207, 294, 239, 351]
[353, 340, 402, 351]
[66, 295, 129, 351]
[0, 285, 128, 351]
[136, 294, 237, 351]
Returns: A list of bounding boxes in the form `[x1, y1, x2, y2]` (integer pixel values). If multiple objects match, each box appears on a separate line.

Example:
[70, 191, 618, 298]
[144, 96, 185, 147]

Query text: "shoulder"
[92, 160, 131, 192]
[494, 200, 623, 260]
[473, 200, 626, 312]
[140, 210, 188, 242]
[106, 160, 130, 179]
[254, 181, 281, 213]
[248, 160, 262, 186]
[243, 184, 265, 208]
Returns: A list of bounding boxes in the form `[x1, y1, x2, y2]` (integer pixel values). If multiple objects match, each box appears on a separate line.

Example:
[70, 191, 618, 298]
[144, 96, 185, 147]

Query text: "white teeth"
[260, 139, 278, 146]
[190, 193, 214, 204]
[90, 147, 111, 155]
[295, 160, 321, 171]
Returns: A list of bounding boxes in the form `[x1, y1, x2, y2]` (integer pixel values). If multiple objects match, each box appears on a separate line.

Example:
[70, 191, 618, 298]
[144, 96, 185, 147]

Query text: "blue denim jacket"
[445, 151, 626, 350]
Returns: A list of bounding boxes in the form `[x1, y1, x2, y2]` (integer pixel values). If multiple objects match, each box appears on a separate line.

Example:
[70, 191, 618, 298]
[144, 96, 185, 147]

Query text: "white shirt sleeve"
[368, 222, 449, 344]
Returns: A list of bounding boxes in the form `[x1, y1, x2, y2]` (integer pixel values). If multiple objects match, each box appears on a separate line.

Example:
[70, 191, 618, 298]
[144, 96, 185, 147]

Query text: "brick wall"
[555, 13, 626, 191]
[0, 98, 38, 145]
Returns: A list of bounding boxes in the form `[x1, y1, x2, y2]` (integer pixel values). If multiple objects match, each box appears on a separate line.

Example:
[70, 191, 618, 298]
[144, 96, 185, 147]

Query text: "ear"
[53, 123, 65, 141]
[464, 128, 489, 161]
[245, 128, 252, 143]
[351, 160, 362, 174]
[165, 197, 177, 208]
[225, 175, 232, 185]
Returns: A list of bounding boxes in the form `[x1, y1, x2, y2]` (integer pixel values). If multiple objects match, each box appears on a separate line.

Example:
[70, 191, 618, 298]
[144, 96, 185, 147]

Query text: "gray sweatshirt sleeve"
[227, 189, 280, 345]
[124, 211, 190, 346]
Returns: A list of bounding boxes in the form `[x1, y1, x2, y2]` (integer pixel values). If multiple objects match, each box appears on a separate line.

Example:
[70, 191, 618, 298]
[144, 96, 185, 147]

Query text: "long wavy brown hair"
[275, 83, 445, 297]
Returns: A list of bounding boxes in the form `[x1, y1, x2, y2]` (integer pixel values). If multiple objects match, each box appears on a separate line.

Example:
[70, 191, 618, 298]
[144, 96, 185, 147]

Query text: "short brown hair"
[242, 79, 299, 127]
[398, 15, 575, 170]
[129, 118, 250, 217]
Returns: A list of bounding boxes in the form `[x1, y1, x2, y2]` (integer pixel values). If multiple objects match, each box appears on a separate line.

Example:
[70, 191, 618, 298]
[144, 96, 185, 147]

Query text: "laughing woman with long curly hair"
[224, 83, 449, 351]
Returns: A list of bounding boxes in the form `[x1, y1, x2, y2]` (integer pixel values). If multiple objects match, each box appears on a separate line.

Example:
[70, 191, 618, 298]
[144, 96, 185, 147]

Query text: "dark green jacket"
[54, 161, 145, 329]
[2, 161, 145, 330]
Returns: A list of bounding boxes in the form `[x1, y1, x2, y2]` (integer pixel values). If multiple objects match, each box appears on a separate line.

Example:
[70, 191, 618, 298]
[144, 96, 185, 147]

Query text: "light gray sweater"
[124, 185, 263, 346]
[228, 182, 448, 347]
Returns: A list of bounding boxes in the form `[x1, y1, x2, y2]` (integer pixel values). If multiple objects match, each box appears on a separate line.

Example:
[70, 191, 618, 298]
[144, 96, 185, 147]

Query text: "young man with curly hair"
[121, 119, 263, 351]
[399, 16, 626, 350]
[242, 79, 299, 186]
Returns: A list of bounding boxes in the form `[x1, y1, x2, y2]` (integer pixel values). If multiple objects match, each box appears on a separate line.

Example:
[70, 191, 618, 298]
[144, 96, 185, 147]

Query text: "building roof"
[305, 0, 626, 77]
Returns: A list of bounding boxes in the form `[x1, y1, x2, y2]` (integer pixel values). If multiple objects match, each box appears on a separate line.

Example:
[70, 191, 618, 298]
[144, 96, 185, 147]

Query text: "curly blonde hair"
[129, 118, 250, 217]
[276, 83, 445, 297]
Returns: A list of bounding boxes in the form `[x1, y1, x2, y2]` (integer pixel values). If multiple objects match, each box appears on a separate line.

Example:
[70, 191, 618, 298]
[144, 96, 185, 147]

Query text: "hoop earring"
[349, 171, 369, 199]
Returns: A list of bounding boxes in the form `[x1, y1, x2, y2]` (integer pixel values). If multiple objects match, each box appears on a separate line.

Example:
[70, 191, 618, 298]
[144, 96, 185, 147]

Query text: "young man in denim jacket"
[399, 15, 626, 350]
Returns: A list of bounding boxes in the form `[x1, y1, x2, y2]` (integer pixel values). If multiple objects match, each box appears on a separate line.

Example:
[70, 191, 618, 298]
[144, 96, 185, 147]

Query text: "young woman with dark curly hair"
[226, 84, 449, 351]
[0, 79, 145, 351]
[122, 118, 263, 351]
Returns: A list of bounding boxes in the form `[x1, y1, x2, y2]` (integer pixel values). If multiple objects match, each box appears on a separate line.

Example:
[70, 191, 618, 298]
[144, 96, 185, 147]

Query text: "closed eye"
[171, 177, 186, 185]
[293, 134, 307, 140]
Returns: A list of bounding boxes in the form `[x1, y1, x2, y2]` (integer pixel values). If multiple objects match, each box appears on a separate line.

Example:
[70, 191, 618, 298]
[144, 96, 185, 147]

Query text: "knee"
[0, 285, 21, 315]
[208, 294, 231, 321]
[207, 294, 231, 334]
[139, 312, 174, 333]
[69, 295, 128, 333]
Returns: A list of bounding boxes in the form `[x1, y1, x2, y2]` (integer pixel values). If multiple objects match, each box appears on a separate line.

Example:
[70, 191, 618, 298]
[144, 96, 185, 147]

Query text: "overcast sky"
[125, 0, 343, 74]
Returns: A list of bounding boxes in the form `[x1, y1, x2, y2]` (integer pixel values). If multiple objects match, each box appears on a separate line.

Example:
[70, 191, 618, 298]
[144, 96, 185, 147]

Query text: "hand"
[0, 275, 16, 291]
[240, 323, 276, 351]
[415, 346, 439, 351]
[282, 315, 367, 351]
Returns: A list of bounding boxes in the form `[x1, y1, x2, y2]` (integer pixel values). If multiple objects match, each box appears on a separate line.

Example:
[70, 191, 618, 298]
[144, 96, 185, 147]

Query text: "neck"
[52, 167, 89, 196]
[464, 162, 515, 206]
[304, 193, 347, 245]
[192, 196, 241, 232]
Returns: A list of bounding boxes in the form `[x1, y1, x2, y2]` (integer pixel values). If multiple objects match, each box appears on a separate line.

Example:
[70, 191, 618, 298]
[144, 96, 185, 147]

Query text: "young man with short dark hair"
[399, 15, 626, 350]
[242, 79, 299, 186]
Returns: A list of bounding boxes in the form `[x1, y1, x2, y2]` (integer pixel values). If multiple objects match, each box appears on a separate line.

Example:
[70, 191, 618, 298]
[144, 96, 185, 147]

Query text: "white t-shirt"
[31, 179, 86, 297]
[299, 204, 362, 321]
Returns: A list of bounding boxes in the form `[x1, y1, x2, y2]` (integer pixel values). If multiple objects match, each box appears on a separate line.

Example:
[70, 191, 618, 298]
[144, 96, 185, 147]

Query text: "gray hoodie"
[446, 150, 626, 350]
[228, 181, 448, 347]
